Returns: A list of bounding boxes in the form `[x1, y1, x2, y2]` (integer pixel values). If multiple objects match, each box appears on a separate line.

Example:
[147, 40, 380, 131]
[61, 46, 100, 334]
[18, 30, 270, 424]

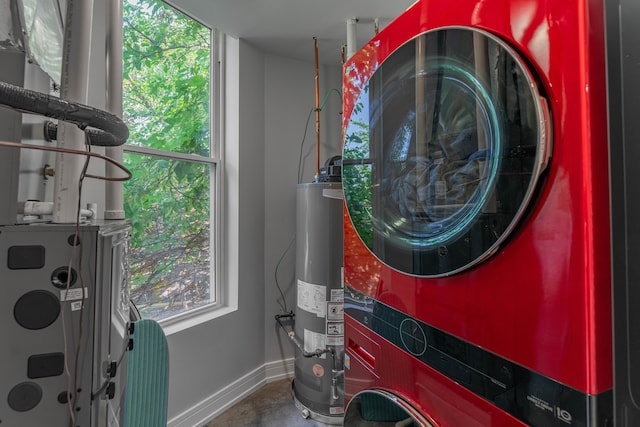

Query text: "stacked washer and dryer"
[341, 0, 613, 426]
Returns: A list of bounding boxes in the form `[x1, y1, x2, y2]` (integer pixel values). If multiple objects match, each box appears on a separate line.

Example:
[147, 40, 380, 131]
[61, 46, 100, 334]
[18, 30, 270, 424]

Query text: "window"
[122, 0, 220, 321]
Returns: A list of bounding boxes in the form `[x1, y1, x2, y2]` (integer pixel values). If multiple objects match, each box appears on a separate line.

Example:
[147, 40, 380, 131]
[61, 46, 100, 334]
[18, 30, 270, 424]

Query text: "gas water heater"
[292, 180, 344, 424]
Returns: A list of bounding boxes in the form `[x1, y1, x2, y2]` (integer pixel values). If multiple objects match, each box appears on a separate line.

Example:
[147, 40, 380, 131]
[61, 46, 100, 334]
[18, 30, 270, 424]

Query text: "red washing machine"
[341, 0, 613, 426]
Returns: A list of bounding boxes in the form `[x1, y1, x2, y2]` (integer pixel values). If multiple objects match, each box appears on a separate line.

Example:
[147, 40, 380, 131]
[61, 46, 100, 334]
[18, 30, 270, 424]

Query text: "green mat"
[124, 319, 169, 427]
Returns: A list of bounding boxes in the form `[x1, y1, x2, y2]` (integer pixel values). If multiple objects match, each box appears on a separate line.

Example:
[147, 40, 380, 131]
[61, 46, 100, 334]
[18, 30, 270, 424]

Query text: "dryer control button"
[399, 318, 427, 357]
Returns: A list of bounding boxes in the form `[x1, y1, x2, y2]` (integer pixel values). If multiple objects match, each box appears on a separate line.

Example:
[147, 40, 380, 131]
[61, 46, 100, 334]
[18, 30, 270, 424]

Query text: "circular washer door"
[344, 389, 436, 426]
[343, 27, 550, 277]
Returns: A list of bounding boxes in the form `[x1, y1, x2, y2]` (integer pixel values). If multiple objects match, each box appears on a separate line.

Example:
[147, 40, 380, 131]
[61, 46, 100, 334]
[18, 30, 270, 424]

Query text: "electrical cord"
[275, 313, 331, 358]
[60, 132, 94, 425]
[130, 299, 142, 321]
[69, 134, 93, 418]
[274, 233, 296, 313]
[296, 107, 315, 184]
[297, 88, 342, 184]
[61, 248, 76, 425]
[59, 137, 88, 426]
[91, 330, 131, 400]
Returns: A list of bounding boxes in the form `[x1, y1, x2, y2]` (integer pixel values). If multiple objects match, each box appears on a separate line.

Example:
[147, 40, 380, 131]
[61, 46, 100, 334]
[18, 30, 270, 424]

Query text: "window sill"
[158, 303, 237, 336]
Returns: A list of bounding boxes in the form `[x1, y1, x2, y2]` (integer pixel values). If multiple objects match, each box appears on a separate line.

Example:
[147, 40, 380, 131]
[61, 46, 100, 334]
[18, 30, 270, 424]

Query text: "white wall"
[263, 54, 342, 364]
[166, 37, 267, 425]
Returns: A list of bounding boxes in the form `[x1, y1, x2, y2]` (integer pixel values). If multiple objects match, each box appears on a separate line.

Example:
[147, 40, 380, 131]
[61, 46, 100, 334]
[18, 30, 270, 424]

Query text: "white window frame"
[123, 5, 228, 334]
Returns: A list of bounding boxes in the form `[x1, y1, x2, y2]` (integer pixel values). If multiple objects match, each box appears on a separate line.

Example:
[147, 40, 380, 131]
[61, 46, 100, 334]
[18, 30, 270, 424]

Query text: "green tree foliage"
[343, 89, 374, 248]
[122, 0, 212, 319]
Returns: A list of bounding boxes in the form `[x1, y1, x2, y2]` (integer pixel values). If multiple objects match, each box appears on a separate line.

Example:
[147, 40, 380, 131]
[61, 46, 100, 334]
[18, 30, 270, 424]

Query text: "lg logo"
[556, 407, 572, 424]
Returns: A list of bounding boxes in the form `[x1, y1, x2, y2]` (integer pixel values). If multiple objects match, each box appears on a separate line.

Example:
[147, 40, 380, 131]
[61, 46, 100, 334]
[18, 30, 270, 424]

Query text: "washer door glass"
[344, 389, 435, 426]
[343, 28, 550, 277]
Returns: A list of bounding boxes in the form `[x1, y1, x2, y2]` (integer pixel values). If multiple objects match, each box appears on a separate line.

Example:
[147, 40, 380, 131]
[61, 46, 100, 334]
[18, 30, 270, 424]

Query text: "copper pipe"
[0, 139, 132, 181]
[314, 37, 321, 179]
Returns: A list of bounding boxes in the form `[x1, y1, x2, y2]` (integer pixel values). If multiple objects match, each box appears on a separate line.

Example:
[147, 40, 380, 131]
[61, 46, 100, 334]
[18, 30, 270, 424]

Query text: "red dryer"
[341, 0, 612, 426]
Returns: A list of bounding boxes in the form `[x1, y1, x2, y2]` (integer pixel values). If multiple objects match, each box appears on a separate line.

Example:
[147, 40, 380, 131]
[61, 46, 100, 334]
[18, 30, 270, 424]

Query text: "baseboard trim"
[168, 358, 294, 427]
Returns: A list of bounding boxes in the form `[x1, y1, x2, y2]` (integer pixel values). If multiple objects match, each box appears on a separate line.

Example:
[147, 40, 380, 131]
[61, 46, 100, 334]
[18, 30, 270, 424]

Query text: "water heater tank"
[293, 182, 344, 424]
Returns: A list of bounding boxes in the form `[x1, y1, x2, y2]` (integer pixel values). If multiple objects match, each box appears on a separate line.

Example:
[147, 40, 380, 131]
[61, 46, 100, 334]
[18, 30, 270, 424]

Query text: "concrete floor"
[204, 379, 332, 427]
[204, 379, 424, 426]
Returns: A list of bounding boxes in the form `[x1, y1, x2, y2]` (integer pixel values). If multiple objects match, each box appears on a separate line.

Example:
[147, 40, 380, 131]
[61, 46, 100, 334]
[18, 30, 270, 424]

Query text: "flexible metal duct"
[0, 80, 128, 146]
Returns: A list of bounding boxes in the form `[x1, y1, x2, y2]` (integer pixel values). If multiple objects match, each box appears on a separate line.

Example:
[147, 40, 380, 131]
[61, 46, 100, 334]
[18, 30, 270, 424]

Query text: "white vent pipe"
[104, 0, 125, 220]
[22, 201, 95, 219]
[346, 18, 358, 60]
[53, 0, 95, 223]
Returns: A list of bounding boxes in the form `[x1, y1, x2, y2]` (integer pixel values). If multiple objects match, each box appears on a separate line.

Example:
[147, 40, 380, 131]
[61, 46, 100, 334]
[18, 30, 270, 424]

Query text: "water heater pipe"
[275, 313, 331, 358]
[276, 312, 342, 404]
[314, 37, 321, 179]
[53, 0, 95, 223]
[346, 18, 358, 60]
[104, 0, 125, 220]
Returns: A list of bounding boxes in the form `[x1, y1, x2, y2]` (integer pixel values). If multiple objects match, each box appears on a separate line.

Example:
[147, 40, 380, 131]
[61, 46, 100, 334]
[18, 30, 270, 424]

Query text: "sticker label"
[312, 363, 325, 377]
[297, 280, 326, 318]
[331, 288, 344, 302]
[326, 312, 344, 346]
[327, 321, 344, 336]
[304, 329, 327, 358]
[70, 301, 83, 311]
[60, 287, 88, 302]
[327, 301, 344, 320]
[330, 406, 345, 415]
[326, 335, 344, 346]
[344, 354, 351, 370]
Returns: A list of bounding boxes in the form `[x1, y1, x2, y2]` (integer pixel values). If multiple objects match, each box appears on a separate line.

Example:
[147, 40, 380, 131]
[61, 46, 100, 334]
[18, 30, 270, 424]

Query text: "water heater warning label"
[327, 302, 343, 321]
[297, 280, 326, 318]
[304, 329, 326, 358]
